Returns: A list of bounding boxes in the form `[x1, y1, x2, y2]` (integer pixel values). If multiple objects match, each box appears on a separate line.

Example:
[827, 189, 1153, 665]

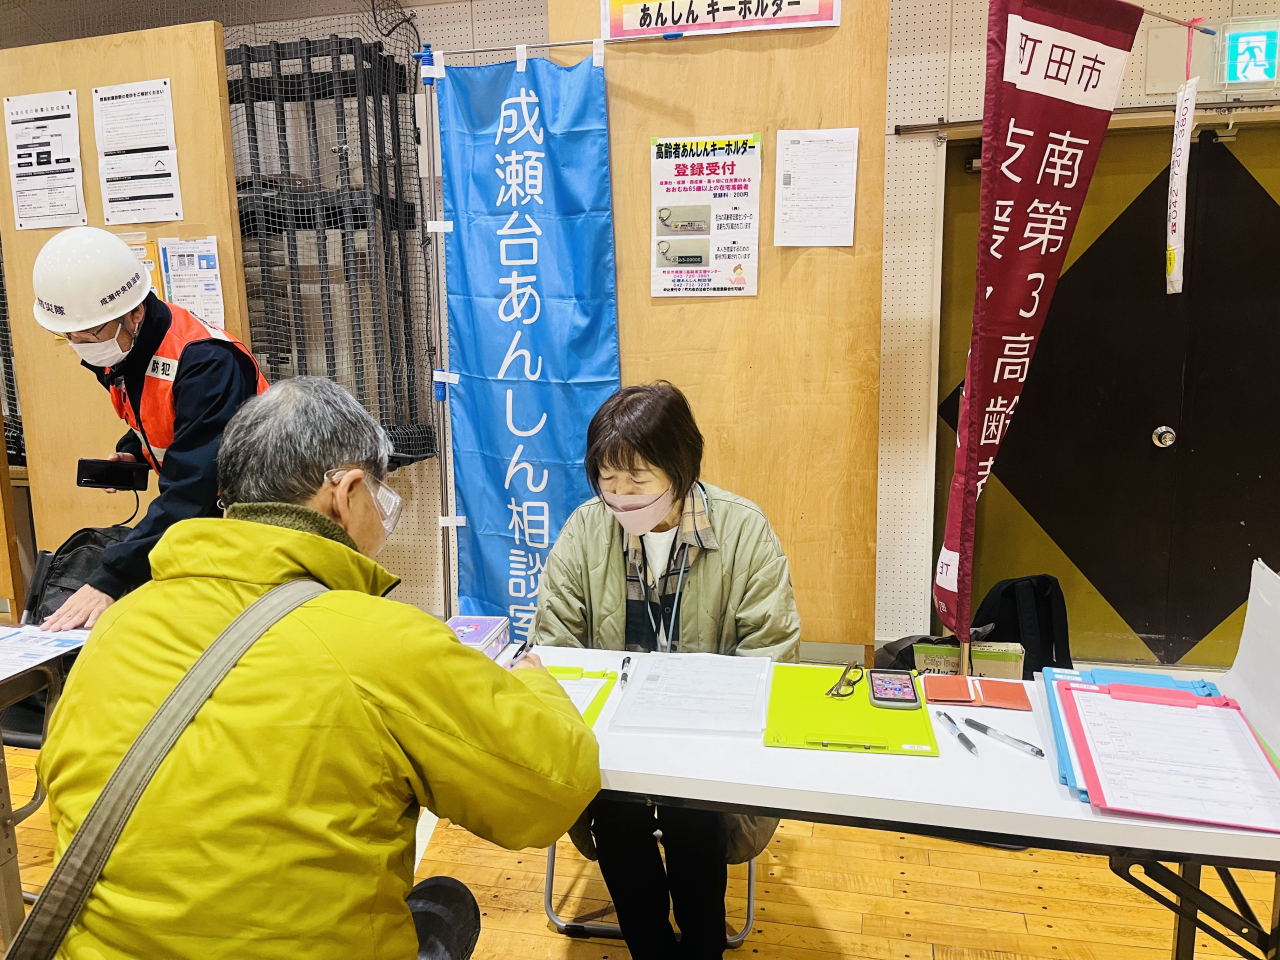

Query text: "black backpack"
[21, 526, 133, 625]
[970, 575, 1072, 679]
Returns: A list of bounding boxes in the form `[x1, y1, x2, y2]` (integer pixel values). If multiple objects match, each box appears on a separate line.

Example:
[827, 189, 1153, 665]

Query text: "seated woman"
[534, 381, 801, 960]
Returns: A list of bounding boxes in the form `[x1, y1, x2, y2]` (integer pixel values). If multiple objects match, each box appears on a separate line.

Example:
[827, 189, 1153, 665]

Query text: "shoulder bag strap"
[5, 578, 329, 960]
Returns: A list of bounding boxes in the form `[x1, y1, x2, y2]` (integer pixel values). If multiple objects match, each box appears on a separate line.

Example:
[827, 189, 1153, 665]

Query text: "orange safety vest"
[108, 302, 268, 471]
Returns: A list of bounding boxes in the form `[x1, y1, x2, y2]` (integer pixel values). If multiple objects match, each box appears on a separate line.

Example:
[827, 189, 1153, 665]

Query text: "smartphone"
[76, 458, 150, 491]
[868, 669, 921, 710]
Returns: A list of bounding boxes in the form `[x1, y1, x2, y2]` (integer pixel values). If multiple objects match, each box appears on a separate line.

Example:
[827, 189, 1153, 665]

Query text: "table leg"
[0, 746, 26, 945]
[1171, 862, 1200, 960]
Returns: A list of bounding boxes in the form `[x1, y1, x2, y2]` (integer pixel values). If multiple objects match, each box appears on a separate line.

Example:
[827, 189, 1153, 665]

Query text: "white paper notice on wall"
[773, 128, 859, 247]
[4, 89, 88, 230]
[93, 79, 184, 225]
[158, 236, 224, 327]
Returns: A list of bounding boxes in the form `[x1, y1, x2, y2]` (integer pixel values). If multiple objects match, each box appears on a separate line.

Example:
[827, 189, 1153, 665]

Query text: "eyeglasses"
[324, 468, 403, 539]
[825, 663, 864, 699]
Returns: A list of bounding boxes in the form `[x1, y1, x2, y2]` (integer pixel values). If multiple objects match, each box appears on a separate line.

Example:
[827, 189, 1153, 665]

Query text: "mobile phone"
[868, 669, 921, 709]
[76, 458, 150, 491]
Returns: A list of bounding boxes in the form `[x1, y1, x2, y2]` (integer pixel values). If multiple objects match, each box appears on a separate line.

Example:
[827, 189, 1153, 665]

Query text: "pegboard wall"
[877, 134, 947, 643]
[878, 0, 1280, 643]
[410, 0, 550, 65]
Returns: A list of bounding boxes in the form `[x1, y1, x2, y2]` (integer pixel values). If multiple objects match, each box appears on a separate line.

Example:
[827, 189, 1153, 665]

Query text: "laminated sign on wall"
[651, 134, 760, 297]
[3, 90, 87, 230]
[934, 0, 1143, 651]
[603, 0, 839, 40]
[92, 79, 184, 225]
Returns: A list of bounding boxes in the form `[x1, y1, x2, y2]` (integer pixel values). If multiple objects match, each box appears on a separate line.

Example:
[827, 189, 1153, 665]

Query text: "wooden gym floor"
[9, 746, 1273, 958]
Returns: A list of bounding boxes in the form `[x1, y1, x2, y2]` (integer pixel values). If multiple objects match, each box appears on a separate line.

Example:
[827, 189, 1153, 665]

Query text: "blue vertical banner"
[438, 57, 621, 635]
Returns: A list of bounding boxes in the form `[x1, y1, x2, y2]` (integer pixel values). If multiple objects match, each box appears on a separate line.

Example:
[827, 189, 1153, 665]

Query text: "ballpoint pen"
[935, 710, 978, 756]
[964, 718, 1044, 758]
[620, 656, 632, 688]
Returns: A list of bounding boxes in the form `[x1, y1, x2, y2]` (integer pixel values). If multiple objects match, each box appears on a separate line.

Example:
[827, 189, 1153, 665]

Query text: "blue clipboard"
[1043, 666, 1220, 802]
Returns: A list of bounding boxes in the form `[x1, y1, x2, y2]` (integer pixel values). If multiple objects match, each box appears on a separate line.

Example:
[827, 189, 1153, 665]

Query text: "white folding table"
[534, 561, 1280, 960]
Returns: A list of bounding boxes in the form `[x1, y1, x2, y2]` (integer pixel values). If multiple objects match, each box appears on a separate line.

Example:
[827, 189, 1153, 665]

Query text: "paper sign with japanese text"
[651, 133, 760, 298]
[604, 0, 838, 40]
[934, 0, 1143, 640]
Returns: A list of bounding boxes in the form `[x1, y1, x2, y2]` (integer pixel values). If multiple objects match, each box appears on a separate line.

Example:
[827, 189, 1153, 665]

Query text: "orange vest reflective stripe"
[108, 303, 269, 471]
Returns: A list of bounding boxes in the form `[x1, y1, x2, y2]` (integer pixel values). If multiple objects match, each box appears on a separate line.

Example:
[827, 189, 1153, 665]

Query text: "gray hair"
[218, 377, 392, 506]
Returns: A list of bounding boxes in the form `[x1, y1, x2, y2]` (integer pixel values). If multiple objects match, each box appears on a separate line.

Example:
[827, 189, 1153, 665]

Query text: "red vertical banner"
[934, 0, 1143, 658]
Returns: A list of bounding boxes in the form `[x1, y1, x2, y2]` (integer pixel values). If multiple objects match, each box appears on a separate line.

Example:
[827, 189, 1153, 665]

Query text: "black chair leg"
[408, 876, 481, 960]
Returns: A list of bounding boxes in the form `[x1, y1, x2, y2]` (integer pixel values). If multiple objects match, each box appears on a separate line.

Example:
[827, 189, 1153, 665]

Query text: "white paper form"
[158, 236, 225, 327]
[558, 677, 607, 716]
[92, 79, 183, 225]
[1074, 690, 1280, 831]
[0, 626, 88, 683]
[4, 90, 88, 230]
[611, 654, 771, 736]
[773, 128, 859, 247]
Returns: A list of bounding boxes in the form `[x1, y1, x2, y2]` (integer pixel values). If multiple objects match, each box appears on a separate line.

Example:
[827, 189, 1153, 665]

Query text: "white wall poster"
[92, 79, 184, 225]
[159, 236, 224, 327]
[773, 127, 859, 246]
[651, 133, 760, 298]
[3, 90, 88, 230]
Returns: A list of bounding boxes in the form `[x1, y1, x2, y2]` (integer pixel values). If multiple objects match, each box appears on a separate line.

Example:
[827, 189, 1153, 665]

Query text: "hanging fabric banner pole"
[437, 56, 622, 637]
[933, 0, 1143, 671]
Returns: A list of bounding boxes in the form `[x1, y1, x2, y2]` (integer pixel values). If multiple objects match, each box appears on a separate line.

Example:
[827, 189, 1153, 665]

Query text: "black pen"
[964, 718, 1044, 757]
[620, 656, 632, 688]
[936, 710, 978, 756]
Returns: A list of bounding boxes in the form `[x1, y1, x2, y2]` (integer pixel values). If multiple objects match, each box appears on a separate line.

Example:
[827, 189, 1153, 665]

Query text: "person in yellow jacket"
[37, 376, 601, 959]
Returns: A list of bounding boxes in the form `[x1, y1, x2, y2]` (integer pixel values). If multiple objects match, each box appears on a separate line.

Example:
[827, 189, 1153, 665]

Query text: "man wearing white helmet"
[32, 226, 268, 630]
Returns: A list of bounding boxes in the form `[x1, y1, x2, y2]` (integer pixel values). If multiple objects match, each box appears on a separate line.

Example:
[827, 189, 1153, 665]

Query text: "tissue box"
[913, 639, 1025, 679]
[447, 616, 510, 660]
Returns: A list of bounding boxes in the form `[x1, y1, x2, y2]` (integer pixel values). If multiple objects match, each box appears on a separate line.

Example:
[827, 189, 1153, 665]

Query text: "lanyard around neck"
[639, 538, 690, 651]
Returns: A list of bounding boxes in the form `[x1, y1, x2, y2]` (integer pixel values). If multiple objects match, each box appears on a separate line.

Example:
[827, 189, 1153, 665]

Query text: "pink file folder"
[1058, 681, 1280, 833]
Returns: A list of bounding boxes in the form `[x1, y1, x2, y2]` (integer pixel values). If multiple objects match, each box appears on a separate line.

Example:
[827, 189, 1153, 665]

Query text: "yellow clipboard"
[764, 665, 939, 756]
[547, 667, 617, 727]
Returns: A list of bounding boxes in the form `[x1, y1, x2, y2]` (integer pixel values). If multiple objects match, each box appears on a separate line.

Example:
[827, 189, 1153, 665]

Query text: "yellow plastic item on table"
[764, 664, 939, 756]
[547, 666, 617, 726]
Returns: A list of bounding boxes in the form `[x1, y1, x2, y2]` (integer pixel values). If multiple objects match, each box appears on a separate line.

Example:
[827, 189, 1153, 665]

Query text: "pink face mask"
[600, 487, 677, 536]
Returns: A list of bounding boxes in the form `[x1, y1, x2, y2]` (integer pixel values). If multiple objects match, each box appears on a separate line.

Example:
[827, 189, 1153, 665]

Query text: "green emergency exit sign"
[1224, 26, 1278, 84]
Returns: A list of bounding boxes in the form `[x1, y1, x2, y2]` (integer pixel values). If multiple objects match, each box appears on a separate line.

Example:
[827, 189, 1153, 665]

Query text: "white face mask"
[69, 324, 131, 368]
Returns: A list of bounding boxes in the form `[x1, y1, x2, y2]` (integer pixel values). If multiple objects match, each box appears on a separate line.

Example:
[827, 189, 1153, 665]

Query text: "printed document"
[1074, 691, 1280, 831]
[4, 90, 87, 230]
[611, 654, 770, 735]
[0, 626, 87, 683]
[93, 79, 184, 224]
[159, 236, 225, 327]
[558, 677, 607, 717]
[773, 128, 859, 246]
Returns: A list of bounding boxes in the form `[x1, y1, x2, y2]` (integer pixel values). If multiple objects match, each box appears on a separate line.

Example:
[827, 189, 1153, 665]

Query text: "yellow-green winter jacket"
[38, 505, 600, 960]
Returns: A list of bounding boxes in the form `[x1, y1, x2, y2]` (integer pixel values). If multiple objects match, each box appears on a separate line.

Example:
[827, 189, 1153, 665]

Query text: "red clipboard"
[1058, 681, 1280, 832]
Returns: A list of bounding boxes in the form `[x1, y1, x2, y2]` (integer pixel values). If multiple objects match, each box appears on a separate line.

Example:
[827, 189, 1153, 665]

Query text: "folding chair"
[542, 843, 757, 948]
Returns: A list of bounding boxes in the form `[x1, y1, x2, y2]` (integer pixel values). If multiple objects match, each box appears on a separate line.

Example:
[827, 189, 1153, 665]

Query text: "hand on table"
[43, 584, 113, 632]
[103, 451, 137, 495]
[511, 651, 544, 672]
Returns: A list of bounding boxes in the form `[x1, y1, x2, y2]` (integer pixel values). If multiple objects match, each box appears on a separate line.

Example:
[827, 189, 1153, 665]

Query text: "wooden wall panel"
[0, 22, 249, 554]
[548, 4, 887, 643]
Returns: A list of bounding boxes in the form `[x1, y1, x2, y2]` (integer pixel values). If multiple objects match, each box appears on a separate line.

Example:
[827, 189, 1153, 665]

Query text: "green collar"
[225, 502, 360, 553]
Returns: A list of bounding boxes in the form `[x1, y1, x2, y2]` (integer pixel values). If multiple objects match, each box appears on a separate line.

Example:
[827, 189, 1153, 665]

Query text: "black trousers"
[590, 796, 728, 960]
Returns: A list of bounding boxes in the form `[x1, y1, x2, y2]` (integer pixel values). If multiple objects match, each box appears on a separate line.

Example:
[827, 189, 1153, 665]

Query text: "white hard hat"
[31, 226, 152, 333]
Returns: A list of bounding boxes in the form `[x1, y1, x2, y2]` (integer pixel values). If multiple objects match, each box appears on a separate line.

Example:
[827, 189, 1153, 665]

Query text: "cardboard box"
[447, 616, 510, 660]
[912, 640, 1025, 679]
